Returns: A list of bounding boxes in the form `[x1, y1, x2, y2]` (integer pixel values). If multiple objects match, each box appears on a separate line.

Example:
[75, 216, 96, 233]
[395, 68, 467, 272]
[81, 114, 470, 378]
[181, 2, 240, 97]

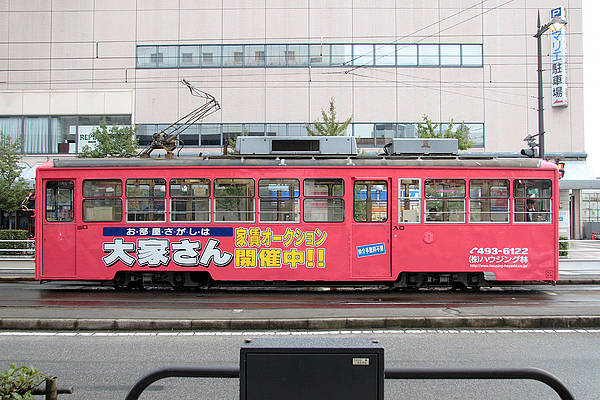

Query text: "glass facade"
[137, 43, 483, 69]
[136, 122, 485, 148]
[1, 115, 131, 154]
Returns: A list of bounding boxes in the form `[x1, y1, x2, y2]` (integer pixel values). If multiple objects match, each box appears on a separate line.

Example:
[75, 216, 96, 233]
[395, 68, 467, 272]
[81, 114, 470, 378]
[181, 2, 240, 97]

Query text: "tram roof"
[50, 156, 550, 169]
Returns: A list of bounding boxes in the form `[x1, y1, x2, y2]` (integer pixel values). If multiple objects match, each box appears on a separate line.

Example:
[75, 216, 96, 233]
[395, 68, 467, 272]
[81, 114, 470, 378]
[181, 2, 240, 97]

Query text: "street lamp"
[533, 10, 567, 160]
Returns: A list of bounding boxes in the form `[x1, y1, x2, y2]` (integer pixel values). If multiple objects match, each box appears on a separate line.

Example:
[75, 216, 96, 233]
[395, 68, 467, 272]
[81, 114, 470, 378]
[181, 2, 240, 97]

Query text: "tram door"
[41, 179, 76, 278]
[351, 179, 392, 277]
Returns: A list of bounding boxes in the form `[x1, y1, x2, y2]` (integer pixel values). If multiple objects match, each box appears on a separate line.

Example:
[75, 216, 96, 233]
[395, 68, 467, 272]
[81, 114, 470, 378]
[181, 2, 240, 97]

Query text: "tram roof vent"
[384, 138, 459, 156]
[235, 136, 358, 156]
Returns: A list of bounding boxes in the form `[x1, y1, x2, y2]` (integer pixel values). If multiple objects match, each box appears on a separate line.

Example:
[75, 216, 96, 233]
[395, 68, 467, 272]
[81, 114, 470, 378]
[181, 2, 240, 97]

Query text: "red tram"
[35, 152, 559, 289]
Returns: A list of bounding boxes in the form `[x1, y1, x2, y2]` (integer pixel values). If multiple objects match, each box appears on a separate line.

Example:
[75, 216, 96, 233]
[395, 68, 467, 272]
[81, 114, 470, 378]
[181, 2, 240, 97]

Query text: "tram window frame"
[469, 179, 509, 223]
[513, 179, 552, 223]
[424, 179, 466, 223]
[398, 178, 421, 223]
[303, 178, 345, 222]
[82, 179, 123, 222]
[125, 178, 167, 223]
[45, 180, 74, 222]
[214, 178, 255, 223]
[258, 179, 300, 223]
[170, 178, 210, 223]
[354, 180, 388, 223]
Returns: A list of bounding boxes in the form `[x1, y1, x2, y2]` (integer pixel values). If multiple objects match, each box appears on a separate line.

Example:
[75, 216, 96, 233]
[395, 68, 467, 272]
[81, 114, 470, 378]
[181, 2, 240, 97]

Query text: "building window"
[353, 44, 374, 66]
[397, 44, 417, 66]
[462, 44, 483, 66]
[287, 44, 308, 66]
[136, 43, 483, 69]
[223, 45, 244, 66]
[180, 45, 200, 67]
[419, 44, 439, 66]
[309, 44, 330, 66]
[582, 191, 600, 222]
[331, 44, 352, 66]
[137, 46, 158, 68]
[157, 46, 178, 68]
[201, 45, 221, 67]
[245, 45, 265, 66]
[375, 44, 396, 66]
[440, 44, 461, 66]
[136, 122, 485, 149]
[266, 44, 287, 66]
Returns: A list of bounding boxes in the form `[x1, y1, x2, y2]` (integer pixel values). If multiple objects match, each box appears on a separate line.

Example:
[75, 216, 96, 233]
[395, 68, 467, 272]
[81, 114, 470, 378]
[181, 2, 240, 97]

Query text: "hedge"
[0, 230, 29, 255]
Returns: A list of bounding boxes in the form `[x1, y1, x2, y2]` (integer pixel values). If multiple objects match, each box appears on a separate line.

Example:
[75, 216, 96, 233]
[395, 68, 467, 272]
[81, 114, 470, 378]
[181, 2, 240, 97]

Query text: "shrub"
[559, 236, 569, 257]
[0, 364, 47, 399]
[0, 230, 29, 256]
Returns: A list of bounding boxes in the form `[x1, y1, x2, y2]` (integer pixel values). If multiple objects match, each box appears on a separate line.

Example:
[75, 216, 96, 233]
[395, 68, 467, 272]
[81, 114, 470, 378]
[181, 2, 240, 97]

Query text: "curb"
[1, 316, 600, 331]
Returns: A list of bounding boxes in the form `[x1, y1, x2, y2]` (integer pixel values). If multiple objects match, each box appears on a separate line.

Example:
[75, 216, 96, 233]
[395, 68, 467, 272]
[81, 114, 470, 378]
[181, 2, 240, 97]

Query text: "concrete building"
[1, 0, 598, 238]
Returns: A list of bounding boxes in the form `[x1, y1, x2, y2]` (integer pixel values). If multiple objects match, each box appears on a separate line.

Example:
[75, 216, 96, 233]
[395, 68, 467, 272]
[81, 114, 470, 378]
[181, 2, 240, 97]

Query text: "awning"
[17, 162, 43, 189]
[559, 160, 600, 190]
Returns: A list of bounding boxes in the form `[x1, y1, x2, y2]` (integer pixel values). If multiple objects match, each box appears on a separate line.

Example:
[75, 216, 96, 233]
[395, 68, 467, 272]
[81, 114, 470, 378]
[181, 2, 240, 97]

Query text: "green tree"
[417, 114, 473, 150]
[305, 98, 353, 136]
[78, 124, 138, 158]
[0, 132, 30, 218]
[0, 364, 47, 399]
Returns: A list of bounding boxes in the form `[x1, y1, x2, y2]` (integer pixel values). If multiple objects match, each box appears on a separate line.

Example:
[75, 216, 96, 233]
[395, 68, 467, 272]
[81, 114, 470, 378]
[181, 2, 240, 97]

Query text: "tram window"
[354, 180, 387, 222]
[424, 179, 466, 223]
[82, 179, 123, 222]
[398, 178, 420, 223]
[513, 179, 552, 223]
[126, 179, 166, 222]
[46, 181, 74, 222]
[258, 179, 300, 222]
[214, 178, 255, 222]
[304, 178, 344, 197]
[303, 178, 344, 222]
[469, 179, 509, 223]
[170, 178, 210, 222]
[83, 199, 122, 222]
[304, 199, 344, 222]
[83, 179, 122, 197]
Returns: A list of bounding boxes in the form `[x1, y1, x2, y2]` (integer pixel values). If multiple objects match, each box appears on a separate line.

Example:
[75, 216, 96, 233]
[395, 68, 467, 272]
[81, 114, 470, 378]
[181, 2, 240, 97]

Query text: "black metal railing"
[125, 365, 574, 400]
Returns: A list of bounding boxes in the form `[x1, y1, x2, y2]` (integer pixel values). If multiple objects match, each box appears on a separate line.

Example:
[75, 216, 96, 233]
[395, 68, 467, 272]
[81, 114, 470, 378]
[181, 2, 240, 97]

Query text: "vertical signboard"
[550, 7, 568, 107]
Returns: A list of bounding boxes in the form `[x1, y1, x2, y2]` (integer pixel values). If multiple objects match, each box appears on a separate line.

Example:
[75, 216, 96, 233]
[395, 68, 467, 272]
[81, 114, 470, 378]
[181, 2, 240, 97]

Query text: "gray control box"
[387, 138, 458, 155]
[240, 338, 384, 400]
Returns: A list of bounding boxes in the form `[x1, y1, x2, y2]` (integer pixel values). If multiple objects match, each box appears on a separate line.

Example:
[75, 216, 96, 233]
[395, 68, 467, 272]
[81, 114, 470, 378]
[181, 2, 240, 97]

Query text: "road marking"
[1, 329, 600, 337]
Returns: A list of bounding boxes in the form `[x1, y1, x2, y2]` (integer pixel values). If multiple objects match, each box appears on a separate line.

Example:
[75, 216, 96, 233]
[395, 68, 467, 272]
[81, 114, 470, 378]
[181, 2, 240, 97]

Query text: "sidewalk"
[0, 259, 34, 279]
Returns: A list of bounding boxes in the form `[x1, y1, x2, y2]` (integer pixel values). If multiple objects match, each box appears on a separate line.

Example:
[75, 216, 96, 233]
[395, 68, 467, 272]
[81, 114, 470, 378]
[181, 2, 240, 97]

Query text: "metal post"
[45, 377, 57, 400]
[536, 10, 545, 160]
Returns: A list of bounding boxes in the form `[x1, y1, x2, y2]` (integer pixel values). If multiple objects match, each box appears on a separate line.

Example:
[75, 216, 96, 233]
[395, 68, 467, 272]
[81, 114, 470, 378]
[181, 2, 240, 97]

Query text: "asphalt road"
[1, 330, 598, 399]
